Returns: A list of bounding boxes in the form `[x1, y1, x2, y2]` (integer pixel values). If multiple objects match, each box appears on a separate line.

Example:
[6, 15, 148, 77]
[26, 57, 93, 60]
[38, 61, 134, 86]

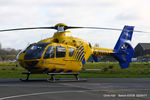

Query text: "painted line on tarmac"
[0, 90, 96, 100]
[0, 89, 150, 100]
[0, 85, 71, 88]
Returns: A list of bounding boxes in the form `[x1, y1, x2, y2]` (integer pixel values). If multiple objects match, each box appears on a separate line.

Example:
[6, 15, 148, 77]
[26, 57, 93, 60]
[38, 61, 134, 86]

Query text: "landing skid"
[20, 72, 86, 82]
[20, 72, 31, 81]
[47, 73, 81, 82]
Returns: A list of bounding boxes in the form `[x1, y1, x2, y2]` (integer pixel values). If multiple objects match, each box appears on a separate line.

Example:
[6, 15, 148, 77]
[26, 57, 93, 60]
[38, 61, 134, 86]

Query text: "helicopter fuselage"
[17, 31, 93, 73]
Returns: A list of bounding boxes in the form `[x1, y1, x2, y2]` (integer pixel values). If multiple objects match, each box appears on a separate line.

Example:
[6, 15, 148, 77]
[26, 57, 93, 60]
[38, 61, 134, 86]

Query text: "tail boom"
[92, 47, 114, 57]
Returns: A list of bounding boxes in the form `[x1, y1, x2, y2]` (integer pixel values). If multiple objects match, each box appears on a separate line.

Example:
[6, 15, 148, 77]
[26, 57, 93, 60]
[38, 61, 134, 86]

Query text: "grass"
[81, 62, 150, 78]
[0, 62, 150, 78]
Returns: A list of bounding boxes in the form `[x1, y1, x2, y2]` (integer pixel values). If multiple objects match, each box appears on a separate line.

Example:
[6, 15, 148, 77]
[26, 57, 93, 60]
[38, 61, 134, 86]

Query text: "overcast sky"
[0, 0, 150, 49]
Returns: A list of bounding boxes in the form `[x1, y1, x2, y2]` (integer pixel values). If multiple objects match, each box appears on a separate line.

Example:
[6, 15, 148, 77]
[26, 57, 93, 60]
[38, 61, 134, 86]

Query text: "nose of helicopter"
[18, 60, 40, 71]
[24, 61, 39, 67]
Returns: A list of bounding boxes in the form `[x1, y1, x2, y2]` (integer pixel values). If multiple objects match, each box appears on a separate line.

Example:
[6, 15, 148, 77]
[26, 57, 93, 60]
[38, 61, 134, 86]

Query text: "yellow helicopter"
[0, 23, 136, 81]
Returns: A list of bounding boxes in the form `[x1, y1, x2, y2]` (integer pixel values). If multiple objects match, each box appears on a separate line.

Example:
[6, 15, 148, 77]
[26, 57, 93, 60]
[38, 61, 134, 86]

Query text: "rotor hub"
[55, 23, 68, 32]
[55, 23, 67, 27]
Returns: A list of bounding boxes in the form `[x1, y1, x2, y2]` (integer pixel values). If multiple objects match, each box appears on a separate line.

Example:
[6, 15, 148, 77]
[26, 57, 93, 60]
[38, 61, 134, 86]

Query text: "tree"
[0, 43, 1, 49]
[0, 44, 20, 61]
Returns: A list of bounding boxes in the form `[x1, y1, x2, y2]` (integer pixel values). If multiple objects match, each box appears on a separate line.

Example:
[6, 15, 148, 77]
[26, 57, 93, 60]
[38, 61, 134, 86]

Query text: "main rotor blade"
[66, 26, 122, 31]
[0, 27, 55, 32]
[0, 25, 149, 33]
[66, 26, 149, 33]
[134, 30, 149, 33]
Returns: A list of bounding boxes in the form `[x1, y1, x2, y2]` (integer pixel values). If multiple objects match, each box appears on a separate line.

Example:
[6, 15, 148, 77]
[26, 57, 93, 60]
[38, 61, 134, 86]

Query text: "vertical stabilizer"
[113, 26, 135, 69]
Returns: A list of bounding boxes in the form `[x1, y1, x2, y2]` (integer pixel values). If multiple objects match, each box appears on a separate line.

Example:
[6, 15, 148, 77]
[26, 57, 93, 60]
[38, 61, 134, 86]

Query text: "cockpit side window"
[24, 43, 50, 60]
[56, 46, 66, 58]
[69, 48, 74, 57]
[44, 46, 55, 59]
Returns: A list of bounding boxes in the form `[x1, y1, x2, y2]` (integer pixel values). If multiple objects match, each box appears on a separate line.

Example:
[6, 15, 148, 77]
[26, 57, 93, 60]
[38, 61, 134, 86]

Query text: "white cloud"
[0, 0, 150, 49]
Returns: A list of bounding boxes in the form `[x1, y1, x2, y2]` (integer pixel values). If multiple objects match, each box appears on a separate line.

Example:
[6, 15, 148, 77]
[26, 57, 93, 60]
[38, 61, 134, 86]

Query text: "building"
[134, 43, 150, 57]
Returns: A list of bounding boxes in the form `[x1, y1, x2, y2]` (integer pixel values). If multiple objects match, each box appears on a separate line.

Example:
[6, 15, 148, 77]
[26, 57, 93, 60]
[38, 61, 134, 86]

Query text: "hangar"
[134, 43, 150, 57]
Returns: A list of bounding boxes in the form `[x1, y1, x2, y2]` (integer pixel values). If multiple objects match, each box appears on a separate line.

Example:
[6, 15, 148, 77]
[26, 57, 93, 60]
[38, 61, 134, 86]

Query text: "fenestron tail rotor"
[0, 23, 148, 33]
